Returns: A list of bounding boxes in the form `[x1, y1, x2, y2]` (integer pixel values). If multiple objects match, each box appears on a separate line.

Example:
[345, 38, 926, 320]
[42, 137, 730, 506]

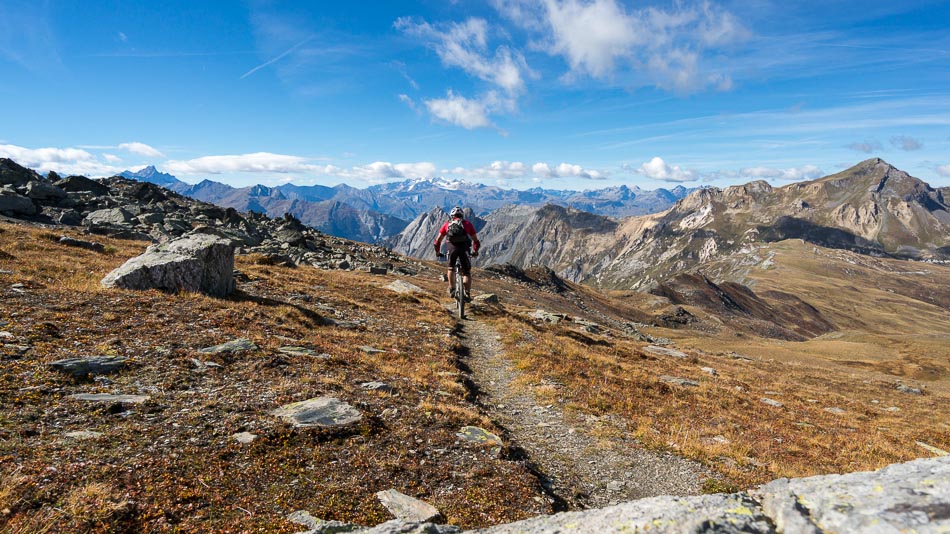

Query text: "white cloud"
[165, 152, 320, 175]
[845, 140, 882, 153]
[102, 153, 122, 163]
[444, 160, 603, 181]
[424, 90, 494, 129]
[739, 165, 823, 182]
[0, 144, 122, 176]
[635, 156, 699, 182]
[496, 0, 748, 92]
[936, 164, 950, 178]
[890, 135, 922, 151]
[398, 93, 419, 113]
[395, 17, 530, 94]
[344, 161, 438, 180]
[118, 141, 164, 157]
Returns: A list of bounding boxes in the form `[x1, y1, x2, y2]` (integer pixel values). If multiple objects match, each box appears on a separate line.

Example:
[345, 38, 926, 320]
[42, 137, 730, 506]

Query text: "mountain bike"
[439, 249, 476, 320]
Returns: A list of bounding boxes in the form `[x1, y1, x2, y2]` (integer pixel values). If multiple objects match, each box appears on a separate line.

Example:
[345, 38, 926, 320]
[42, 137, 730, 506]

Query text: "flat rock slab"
[49, 356, 127, 377]
[644, 345, 688, 358]
[385, 280, 424, 294]
[231, 432, 257, 444]
[457, 426, 502, 457]
[478, 493, 773, 534]
[754, 456, 950, 534]
[361, 381, 395, 394]
[375, 489, 441, 522]
[277, 346, 320, 357]
[660, 375, 699, 388]
[64, 430, 103, 440]
[272, 397, 362, 428]
[360, 346, 385, 354]
[760, 397, 784, 408]
[198, 338, 258, 354]
[69, 393, 149, 403]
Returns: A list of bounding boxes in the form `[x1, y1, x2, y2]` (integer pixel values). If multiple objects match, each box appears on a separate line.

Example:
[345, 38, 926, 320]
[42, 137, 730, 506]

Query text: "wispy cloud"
[738, 165, 823, 182]
[846, 139, 882, 153]
[118, 141, 164, 158]
[444, 160, 603, 181]
[241, 36, 314, 79]
[890, 135, 922, 151]
[936, 164, 950, 178]
[165, 152, 322, 175]
[0, 144, 121, 176]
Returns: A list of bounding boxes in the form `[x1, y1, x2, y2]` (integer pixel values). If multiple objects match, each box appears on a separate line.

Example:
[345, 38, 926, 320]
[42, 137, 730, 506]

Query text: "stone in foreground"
[101, 233, 235, 297]
[375, 489, 441, 522]
[69, 393, 149, 403]
[385, 280, 423, 294]
[198, 338, 258, 354]
[272, 397, 362, 428]
[49, 356, 127, 377]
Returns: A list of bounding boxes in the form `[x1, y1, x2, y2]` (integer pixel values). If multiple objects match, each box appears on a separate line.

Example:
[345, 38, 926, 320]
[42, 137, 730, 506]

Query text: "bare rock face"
[0, 191, 36, 215]
[101, 233, 235, 297]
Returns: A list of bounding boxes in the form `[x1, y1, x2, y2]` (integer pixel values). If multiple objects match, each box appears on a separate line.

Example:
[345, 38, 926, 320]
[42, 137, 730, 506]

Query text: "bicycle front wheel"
[455, 268, 465, 319]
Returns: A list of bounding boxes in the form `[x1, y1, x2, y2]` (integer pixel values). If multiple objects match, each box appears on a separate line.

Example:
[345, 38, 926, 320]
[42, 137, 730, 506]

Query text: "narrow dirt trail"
[455, 312, 710, 510]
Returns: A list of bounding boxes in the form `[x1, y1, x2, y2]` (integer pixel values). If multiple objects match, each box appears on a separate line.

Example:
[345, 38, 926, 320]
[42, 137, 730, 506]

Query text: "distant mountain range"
[389, 158, 950, 289]
[118, 166, 693, 242]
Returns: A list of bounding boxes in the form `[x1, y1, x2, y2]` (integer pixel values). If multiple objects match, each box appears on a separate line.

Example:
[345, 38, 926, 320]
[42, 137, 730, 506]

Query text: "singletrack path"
[454, 310, 710, 510]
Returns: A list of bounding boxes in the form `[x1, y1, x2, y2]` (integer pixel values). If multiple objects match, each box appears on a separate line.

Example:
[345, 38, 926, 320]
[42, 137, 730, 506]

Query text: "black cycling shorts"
[446, 242, 471, 276]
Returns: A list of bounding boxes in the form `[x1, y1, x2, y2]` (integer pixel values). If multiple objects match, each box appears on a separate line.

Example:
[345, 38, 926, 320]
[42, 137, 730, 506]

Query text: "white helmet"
[450, 206, 464, 218]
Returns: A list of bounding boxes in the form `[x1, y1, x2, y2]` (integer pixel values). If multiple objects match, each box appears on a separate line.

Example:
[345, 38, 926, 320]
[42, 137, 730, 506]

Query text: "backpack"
[446, 219, 470, 245]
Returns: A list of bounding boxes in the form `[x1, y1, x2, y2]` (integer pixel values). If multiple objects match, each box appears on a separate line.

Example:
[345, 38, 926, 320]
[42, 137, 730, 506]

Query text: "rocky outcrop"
[311, 456, 950, 533]
[101, 233, 235, 297]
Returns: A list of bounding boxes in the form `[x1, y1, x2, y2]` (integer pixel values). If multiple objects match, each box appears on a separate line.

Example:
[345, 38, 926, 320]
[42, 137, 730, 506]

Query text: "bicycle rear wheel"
[455, 266, 465, 319]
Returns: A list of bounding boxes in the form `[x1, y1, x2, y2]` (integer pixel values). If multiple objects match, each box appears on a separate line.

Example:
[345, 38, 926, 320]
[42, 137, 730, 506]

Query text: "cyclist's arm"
[434, 223, 448, 255]
[464, 220, 480, 253]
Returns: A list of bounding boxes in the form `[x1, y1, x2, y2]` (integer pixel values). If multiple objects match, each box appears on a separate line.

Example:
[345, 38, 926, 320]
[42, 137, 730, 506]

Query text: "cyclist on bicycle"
[434, 206, 480, 301]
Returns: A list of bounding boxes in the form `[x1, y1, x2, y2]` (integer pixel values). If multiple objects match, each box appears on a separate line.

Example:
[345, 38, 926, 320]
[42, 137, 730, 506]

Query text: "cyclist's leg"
[448, 245, 462, 296]
[460, 250, 472, 297]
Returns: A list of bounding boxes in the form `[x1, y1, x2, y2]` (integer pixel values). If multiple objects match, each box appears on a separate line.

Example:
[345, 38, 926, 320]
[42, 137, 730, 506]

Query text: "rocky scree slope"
[1, 158, 409, 273]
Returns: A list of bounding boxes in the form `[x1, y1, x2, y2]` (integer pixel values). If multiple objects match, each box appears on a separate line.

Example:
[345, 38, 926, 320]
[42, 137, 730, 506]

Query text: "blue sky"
[2, 0, 949, 190]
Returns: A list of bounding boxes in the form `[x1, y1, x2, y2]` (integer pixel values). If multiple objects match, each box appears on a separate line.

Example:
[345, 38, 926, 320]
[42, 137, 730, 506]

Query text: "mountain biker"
[434, 206, 480, 301]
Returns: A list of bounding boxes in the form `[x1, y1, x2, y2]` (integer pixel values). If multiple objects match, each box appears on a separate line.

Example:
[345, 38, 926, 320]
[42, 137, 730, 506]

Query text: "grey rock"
[288, 510, 363, 533]
[360, 346, 385, 354]
[55, 175, 110, 195]
[386, 280, 424, 294]
[897, 383, 924, 395]
[529, 309, 566, 323]
[64, 430, 103, 440]
[473, 293, 499, 304]
[231, 432, 257, 444]
[352, 520, 460, 534]
[137, 212, 165, 225]
[58, 236, 106, 252]
[369, 266, 388, 275]
[760, 397, 784, 408]
[49, 356, 127, 377]
[278, 346, 321, 357]
[198, 338, 258, 354]
[824, 407, 846, 415]
[456, 426, 502, 457]
[643, 345, 688, 358]
[700, 366, 718, 376]
[272, 397, 362, 428]
[54, 209, 85, 226]
[754, 456, 950, 534]
[0, 192, 36, 215]
[101, 233, 235, 297]
[477, 493, 773, 534]
[86, 207, 134, 225]
[361, 381, 395, 394]
[26, 180, 67, 200]
[660, 375, 699, 388]
[376, 489, 441, 522]
[69, 393, 149, 403]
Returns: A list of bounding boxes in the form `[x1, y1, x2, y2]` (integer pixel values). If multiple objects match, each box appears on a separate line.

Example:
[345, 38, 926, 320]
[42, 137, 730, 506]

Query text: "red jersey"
[435, 219, 479, 250]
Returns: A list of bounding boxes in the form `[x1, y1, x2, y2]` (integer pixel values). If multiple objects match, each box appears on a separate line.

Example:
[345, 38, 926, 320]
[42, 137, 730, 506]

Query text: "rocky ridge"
[1, 158, 410, 274]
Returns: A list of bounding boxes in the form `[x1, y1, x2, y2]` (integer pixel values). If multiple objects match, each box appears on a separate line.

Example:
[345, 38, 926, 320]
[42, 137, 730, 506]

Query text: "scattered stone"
[198, 338, 258, 354]
[360, 346, 385, 354]
[385, 280, 424, 295]
[660, 375, 699, 388]
[824, 407, 846, 415]
[278, 346, 320, 357]
[885, 406, 901, 412]
[473, 293, 499, 304]
[700, 367, 717, 376]
[232, 432, 257, 444]
[0, 331, 12, 339]
[69, 393, 149, 403]
[457, 426, 502, 457]
[49, 356, 127, 378]
[361, 381, 395, 394]
[190, 358, 223, 372]
[0, 192, 36, 215]
[760, 398, 783, 408]
[101, 233, 235, 297]
[916, 441, 949, 456]
[64, 430, 103, 440]
[369, 266, 388, 275]
[85, 207, 134, 225]
[896, 382, 924, 395]
[25, 180, 67, 200]
[287, 510, 363, 533]
[58, 236, 106, 253]
[643, 345, 688, 358]
[606, 481, 624, 492]
[530, 309, 566, 323]
[375, 489, 442, 523]
[54, 174, 109, 195]
[272, 397, 362, 428]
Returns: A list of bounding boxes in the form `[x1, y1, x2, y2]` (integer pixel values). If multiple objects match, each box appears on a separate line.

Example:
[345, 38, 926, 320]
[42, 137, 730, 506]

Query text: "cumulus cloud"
[739, 165, 823, 182]
[845, 140, 882, 153]
[635, 157, 699, 182]
[424, 90, 494, 129]
[0, 144, 121, 176]
[495, 0, 747, 92]
[344, 161, 438, 180]
[936, 164, 950, 177]
[118, 141, 164, 157]
[165, 152, 321, 175]
[890, 135, 922, 151]
[102, 153, 122, 163]
[445, 160, 603, 181]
